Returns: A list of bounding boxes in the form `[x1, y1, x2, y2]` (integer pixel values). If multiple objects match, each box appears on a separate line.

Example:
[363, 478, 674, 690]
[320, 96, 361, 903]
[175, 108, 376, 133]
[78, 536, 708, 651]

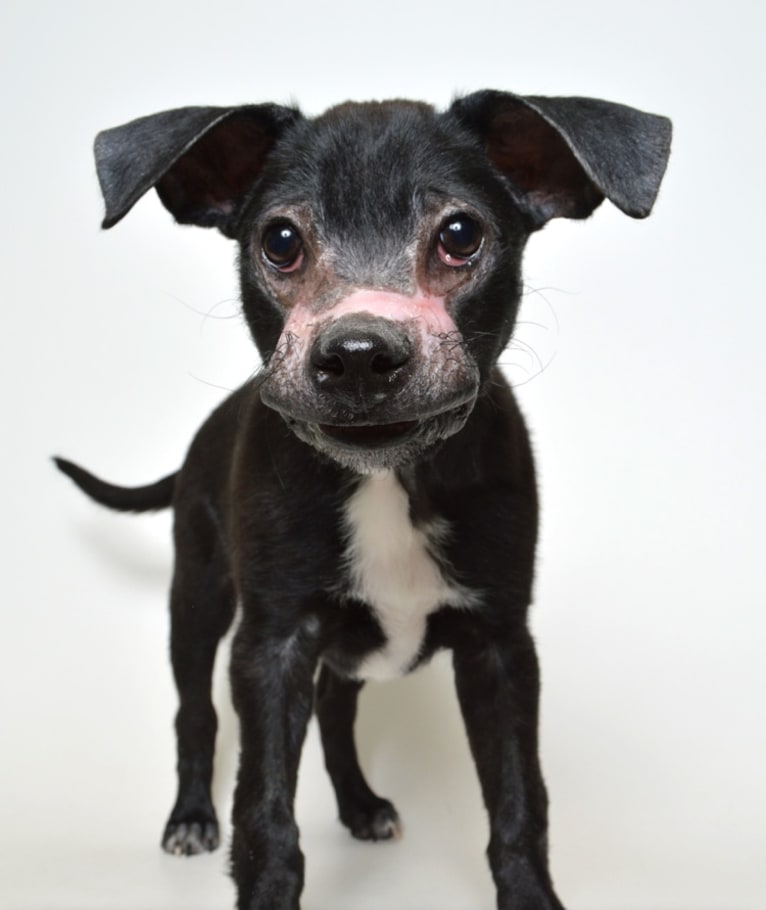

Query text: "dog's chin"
[281, 403, 474, 473]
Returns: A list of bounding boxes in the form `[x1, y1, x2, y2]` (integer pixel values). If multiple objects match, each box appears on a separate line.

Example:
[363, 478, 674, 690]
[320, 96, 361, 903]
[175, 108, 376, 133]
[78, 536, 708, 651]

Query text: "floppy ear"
[449, 90, 671, 228]
[94, 103, 302, 237]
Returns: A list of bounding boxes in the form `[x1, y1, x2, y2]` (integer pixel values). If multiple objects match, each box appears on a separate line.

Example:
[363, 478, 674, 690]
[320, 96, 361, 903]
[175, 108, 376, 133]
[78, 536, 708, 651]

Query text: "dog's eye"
[262, 222, 304, 272]
[437, 215, 483, 266]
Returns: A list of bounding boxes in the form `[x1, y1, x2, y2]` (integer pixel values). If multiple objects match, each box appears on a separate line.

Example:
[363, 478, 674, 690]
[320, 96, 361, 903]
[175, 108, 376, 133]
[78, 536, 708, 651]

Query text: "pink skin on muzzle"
[279, 289, 459, 350]
[262, 287, 476, 442]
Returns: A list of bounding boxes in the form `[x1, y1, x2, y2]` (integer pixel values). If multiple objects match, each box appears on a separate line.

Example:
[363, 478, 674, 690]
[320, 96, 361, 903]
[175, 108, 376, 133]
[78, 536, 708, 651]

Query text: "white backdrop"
[2, 2, 764, 909]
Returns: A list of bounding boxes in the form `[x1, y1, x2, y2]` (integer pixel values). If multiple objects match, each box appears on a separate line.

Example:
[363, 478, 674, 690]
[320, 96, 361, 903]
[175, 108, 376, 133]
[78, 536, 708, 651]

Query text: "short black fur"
[56, 91, 671, 910]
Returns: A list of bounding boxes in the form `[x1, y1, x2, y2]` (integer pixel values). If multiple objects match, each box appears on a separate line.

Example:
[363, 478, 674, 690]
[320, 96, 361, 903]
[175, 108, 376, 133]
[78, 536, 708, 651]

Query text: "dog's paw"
[344, 800, 402, 842]
[162, 819, 220, 856]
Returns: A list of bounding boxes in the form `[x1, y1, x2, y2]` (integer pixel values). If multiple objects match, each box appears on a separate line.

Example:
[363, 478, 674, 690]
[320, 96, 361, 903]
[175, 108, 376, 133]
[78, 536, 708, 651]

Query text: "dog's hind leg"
[162, 502, 236, 856]
[315, 664, 401, 841]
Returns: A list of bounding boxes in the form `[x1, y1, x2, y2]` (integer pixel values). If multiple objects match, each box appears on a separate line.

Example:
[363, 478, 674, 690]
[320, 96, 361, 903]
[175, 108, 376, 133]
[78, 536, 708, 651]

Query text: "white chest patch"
[342, 471, 474, 681]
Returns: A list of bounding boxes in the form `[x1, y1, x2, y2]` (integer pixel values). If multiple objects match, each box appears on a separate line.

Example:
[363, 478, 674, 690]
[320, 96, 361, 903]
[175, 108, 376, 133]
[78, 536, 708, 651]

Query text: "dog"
[56, 91, 671, 910]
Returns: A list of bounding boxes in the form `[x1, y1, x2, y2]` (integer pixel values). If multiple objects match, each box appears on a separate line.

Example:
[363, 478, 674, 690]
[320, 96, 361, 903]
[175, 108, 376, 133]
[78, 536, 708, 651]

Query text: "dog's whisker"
[520, 284, 563, 335]
[509, 337, 545, 373]
[500, 348, 558, 387]
[204, 297, 242, 321]
[515, 319, 552, 331]
[166, 292, 242, 323]
[431, 330, 468, 354]
[187, 373, 238, 393]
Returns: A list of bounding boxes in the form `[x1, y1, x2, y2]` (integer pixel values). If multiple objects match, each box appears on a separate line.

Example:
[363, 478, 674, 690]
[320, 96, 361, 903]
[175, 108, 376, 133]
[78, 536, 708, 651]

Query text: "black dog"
[56, 91, 671, 910]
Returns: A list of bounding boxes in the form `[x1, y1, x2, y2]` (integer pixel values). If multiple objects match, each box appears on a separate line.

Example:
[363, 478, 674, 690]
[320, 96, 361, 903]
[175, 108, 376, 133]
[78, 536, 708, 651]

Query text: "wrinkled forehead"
[255, 101, 499, 243]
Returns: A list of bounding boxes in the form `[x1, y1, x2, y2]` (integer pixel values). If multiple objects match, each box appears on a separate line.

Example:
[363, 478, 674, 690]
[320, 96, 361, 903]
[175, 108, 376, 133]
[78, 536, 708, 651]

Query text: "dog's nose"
[310, 316, 412, 399]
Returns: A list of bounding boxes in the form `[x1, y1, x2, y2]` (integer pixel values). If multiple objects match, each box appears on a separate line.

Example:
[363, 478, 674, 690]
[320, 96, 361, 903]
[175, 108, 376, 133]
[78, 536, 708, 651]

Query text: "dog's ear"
[449, 91, 671, 228]
[94, 104, 302, 238]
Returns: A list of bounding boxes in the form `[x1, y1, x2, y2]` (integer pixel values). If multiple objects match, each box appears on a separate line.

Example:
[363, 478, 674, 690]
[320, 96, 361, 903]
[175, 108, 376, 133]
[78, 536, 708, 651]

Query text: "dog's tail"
[53, 457, 176, 513]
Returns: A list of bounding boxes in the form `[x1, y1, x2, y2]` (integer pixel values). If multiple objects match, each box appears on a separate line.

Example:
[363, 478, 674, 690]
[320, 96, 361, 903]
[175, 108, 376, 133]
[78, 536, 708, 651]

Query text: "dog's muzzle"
[259, 295, 480, 470]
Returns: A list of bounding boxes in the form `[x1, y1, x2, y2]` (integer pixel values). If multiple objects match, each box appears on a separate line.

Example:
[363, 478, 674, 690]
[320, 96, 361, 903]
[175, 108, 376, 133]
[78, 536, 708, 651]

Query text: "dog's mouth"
[317, 419, 420, 448]
[276, 399, 475, 470]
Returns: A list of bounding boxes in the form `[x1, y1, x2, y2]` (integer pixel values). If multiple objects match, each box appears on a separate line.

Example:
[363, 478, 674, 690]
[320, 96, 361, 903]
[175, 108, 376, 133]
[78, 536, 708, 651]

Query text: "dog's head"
[95, 92, 670, 471]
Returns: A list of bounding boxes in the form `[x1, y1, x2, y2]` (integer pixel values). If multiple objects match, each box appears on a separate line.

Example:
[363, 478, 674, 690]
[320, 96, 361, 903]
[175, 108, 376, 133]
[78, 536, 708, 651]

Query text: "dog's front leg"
[229, 613, 321, 910]
[453, 623, 565, 910]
